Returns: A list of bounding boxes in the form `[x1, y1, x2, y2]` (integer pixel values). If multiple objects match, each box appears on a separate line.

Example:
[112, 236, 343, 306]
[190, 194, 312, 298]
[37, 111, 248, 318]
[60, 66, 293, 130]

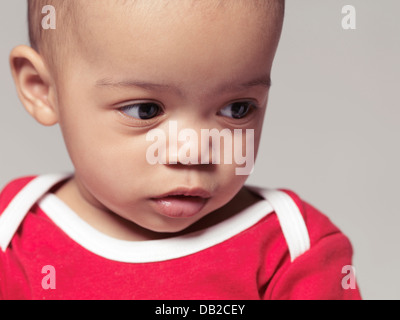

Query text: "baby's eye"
[119, 103, 162, 120]
[218, 101, 256, 119]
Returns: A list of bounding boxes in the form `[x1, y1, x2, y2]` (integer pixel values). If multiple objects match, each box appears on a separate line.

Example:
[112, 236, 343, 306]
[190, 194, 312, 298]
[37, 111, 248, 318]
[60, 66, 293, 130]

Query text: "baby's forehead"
[29, 0, 283, 77]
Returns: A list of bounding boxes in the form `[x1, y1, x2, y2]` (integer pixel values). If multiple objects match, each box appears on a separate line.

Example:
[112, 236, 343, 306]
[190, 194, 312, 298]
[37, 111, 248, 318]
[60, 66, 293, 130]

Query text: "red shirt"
[0, 175, 361, 300]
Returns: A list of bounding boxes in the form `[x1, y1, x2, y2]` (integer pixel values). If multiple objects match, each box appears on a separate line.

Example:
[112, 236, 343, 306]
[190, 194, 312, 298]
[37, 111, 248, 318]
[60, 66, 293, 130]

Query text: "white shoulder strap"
[0, 173, 70, 252]
[247, 186, 311, 262]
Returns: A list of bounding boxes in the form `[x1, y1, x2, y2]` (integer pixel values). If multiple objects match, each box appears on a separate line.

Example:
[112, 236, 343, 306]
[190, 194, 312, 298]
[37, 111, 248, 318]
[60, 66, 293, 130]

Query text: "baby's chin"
[120, 210, 211, 240]
[144, 215, 209, 235]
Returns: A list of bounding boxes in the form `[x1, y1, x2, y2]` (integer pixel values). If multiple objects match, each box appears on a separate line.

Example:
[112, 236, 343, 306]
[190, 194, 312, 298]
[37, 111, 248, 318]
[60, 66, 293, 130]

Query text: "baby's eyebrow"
[218, 75, 272, 93]
[95, 74, 271, 95]
[96, 78, 179, 92]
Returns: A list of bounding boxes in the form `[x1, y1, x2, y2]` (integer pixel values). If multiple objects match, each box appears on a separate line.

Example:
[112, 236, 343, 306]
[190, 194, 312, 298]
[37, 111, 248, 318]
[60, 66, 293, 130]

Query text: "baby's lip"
[152, 187, 212, 199]
[150, 188, 211, 218]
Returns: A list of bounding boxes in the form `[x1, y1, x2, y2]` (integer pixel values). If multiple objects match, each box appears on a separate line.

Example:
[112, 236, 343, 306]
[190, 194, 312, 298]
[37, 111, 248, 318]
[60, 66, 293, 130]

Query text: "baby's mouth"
[152, 195, 208, 218]
[151, 188, 211, 218]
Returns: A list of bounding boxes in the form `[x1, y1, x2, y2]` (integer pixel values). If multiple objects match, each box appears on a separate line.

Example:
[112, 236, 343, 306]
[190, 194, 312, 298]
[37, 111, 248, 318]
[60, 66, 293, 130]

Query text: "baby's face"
[54, 1, 278, 233]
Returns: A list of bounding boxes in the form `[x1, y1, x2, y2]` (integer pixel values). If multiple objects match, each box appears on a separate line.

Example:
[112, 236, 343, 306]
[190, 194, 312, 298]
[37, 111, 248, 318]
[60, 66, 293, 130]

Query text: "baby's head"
[11, 0, 284, 235]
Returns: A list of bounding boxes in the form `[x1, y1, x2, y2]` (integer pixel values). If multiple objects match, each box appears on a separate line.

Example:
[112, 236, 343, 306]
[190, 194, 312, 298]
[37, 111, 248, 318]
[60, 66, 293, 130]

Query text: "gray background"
[1, 1, 399, 299]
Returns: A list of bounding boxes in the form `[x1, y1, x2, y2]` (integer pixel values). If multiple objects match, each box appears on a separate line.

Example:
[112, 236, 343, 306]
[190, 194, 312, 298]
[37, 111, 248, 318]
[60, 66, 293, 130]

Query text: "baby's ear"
[9, 45, 58, 126]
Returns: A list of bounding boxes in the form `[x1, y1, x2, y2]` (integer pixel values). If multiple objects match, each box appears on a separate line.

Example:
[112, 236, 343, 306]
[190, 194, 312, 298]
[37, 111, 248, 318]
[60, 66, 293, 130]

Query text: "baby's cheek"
[218, 164, 247, 193]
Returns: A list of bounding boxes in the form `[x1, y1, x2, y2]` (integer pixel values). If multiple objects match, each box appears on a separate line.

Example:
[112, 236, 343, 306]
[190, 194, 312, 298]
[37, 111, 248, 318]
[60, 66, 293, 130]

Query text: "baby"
[0, 0, 361, 300]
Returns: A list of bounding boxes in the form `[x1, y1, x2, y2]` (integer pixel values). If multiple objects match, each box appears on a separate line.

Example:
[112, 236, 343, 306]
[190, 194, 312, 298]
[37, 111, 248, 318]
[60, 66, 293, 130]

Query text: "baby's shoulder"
[248, 186, 349, 261]
[279, 188, 344, 244]
[0, 176, 38, 215]
[254, 186, 343, 234]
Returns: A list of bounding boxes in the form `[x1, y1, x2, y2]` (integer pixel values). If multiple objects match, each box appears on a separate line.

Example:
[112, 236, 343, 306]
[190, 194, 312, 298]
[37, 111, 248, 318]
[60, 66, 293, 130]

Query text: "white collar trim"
[1, 174, 310, 263]
[38, 189, 274, 263]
